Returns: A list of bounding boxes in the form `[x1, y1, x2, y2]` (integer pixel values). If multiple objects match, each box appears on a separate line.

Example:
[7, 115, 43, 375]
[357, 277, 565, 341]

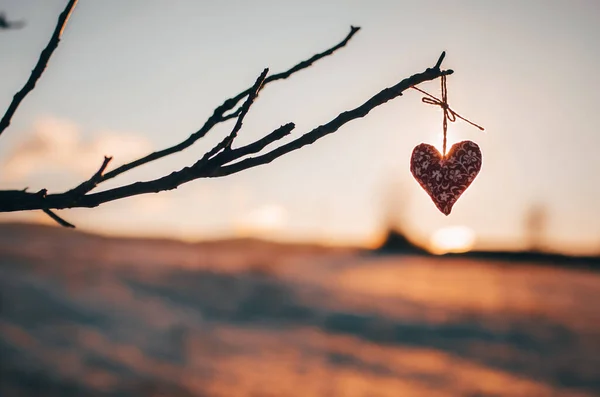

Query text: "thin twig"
[193, 69, 269, 167]
[65, 156, 113, 197]
[35, 188, 74, 227]
[433, 51, 446, 70]
[43, 209, 75, 228]
[0, 0, 78, 137]
[207, 61, 454, 177]
[211, 123, 296, 167]
[261, 26, 361, 86]
[99, 26, 361, 183]
[218, 68, 269, 151]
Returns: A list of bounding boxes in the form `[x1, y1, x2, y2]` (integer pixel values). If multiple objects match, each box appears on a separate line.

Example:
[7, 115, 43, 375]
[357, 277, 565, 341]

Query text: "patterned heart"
[410, 140, 482, 215]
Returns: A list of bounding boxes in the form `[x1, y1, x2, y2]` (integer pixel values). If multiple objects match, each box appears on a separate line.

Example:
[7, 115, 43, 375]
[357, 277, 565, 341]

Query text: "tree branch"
[99, 26, 361, 183]
[0, 53, 452, 214]
[207, 65, 454, 177]
[210, 123, 296, 167]
[65, 156, 113, 197]
[0, 0, 78, 138]
[209, 68, 269, 155]
[0, 4, 455, 228]
[43, 209, 75, 228]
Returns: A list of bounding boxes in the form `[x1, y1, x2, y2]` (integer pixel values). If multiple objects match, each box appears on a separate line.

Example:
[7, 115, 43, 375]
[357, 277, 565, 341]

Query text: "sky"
[1, 0, 599, 253]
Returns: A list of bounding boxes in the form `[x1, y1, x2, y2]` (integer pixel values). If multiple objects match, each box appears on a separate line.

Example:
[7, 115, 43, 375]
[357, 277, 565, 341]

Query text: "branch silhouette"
[0, 2, 452, 227]
[100, 25, 361, 183]
[0, 1, 78, 137]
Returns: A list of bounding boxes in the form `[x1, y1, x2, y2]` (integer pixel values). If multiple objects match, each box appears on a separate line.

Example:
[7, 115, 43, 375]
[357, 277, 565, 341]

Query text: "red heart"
[410, 140, 482, 215]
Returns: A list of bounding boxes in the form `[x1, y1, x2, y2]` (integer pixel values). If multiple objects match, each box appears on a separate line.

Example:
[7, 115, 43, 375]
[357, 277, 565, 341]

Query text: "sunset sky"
[1, 0, 599, 253]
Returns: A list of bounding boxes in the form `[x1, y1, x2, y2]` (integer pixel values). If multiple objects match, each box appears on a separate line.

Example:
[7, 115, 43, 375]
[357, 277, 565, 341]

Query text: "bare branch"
[43, 209, 75, 228]
[262, 26, 361, 86]
[65, 156, 113, 197]
[191, 69, 269, 168]
[0, 6, 454, 230]
[0, 0, 78, 137]
[0, 54, 451, 214]
[27, 188, 74, 227]
[99, 26, 361, 183]
[206, 58, 454, 177]
[216, 68, 269, 152]
[211, 123, 296, 167]
[434, 51, 446, 70]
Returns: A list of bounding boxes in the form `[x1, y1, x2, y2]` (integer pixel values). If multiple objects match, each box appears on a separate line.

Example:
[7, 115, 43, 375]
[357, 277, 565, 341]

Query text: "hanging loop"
[412, 75, 484, 157]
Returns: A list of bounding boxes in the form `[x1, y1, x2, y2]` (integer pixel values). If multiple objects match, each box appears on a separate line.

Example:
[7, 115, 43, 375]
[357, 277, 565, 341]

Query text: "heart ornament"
[410, 140, 482, 215]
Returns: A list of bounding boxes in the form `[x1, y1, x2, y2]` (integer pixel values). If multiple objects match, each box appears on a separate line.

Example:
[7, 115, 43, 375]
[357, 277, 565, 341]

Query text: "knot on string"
[412, 74, 484, 157]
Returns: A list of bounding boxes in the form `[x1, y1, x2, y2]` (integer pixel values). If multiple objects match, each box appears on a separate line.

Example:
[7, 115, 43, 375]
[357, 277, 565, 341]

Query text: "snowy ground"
[1, 224, 599, 397]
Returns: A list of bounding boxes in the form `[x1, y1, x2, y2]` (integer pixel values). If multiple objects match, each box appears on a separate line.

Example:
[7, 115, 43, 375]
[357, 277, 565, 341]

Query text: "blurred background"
[1, 1, 599, 396]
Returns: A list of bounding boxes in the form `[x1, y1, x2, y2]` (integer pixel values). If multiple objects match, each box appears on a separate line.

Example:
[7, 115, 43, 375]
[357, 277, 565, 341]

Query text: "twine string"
[412, 74, 484, 157]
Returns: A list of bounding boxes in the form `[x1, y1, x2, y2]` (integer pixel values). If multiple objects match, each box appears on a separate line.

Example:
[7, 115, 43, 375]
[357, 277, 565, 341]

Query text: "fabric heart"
[410, 140, 482, 215]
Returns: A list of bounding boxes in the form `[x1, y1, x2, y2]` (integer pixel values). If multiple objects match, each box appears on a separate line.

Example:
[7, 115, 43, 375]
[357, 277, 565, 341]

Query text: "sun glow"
[432, 130, 445, 154]
[235, 204, 288, 238]
[429, 225, 476, 255]
[430, 126, 462, 155]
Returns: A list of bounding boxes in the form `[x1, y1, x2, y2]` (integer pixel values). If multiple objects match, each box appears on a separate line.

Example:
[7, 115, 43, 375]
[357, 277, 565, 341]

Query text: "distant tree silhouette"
[376, 179, 427, 254]
[380, 178, 411, 235]
[0, 0, 453, 228]
[524, 203, 548, 252]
